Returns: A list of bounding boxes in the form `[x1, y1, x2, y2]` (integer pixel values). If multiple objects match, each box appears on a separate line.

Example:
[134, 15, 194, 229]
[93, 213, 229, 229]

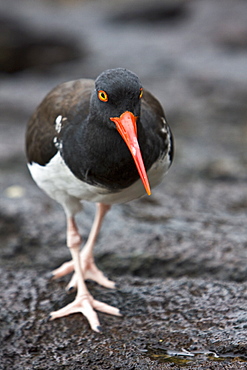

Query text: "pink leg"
[52, 203, 115, 290]
[49, 216, 121, 332]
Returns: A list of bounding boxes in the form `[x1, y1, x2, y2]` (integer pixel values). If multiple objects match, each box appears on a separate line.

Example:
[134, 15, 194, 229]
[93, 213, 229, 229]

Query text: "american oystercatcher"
[26, 68, 173, 332]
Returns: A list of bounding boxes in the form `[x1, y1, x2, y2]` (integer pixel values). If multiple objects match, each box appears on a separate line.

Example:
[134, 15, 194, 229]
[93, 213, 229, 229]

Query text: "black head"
[87, 68, 150, 195]
[89, 68, 143, 125]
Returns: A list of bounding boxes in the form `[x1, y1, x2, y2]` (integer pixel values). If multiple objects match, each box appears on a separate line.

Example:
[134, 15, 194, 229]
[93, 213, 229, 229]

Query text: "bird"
[26, 68, 174, 332]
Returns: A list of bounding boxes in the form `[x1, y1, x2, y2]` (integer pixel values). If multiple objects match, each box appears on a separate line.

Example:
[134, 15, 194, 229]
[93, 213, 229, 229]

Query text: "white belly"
[28, 152, 170, 215]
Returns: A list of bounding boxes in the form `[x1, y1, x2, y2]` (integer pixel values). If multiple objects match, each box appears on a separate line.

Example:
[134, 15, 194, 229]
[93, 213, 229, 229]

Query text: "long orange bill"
[110, 111, 151, 195]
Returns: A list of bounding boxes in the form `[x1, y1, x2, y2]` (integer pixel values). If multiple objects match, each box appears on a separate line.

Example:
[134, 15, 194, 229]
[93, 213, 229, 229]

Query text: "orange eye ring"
[98, 90, 108, 102]
[139, 88, 143, 99]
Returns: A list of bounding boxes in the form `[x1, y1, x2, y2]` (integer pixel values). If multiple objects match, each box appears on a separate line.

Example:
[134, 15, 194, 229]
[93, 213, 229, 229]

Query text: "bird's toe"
[84, 262, 116, 289]
[52, 260, 74, 279]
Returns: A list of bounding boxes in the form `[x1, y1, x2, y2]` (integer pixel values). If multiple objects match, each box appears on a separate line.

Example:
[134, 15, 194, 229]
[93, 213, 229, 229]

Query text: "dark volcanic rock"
[1, 270, 247, 369]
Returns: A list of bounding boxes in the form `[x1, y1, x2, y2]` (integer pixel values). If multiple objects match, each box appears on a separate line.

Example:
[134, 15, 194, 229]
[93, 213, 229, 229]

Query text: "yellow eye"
[98, 90, 108, 102]
[139, 88, 143, 99]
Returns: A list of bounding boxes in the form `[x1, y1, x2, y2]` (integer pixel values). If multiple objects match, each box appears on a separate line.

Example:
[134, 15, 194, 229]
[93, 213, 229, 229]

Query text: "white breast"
[28, 152, 170, 216]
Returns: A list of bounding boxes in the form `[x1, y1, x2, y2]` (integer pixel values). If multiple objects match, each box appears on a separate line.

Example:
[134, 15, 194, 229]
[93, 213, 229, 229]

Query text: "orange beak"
[110, 111, 151, 196]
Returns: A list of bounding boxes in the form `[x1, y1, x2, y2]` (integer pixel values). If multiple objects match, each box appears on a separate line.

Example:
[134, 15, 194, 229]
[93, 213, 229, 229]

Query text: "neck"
[61, 116, 142, 190]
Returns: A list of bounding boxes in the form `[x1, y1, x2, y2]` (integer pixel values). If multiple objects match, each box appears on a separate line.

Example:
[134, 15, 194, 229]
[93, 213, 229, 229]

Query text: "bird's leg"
[52, 203, 115, 289]
[67, 203, 115, 291]
[49, 216, 121, 332]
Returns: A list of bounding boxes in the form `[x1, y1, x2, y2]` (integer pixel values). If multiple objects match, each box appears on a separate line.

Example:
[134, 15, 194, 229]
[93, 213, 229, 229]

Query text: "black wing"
[140, 89, 174, 169]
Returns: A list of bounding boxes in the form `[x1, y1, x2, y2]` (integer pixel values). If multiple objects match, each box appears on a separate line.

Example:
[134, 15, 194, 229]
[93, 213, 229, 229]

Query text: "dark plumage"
[26, 68, 173, 332]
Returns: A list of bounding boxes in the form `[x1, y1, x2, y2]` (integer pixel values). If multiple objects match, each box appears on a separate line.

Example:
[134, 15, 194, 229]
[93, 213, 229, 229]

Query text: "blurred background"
[0, 0, 247, 367]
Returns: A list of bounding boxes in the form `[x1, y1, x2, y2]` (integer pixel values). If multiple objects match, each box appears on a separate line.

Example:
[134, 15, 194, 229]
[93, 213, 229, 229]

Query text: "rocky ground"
[0, 0, 247, 368]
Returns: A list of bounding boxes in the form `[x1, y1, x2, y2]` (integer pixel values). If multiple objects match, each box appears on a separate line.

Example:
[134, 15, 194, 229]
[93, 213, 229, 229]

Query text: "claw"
[96, 325, 103, 333]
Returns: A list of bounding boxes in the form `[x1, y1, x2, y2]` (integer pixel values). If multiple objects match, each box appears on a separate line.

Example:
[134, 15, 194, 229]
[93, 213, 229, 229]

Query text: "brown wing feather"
[26, 79, 94, 165]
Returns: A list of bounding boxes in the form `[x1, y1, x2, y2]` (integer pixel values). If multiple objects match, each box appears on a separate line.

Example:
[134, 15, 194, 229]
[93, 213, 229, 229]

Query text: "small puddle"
[145, 343, 247, 366]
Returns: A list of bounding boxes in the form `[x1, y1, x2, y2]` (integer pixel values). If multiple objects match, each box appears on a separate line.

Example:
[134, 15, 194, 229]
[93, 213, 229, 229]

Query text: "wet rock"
[1, 271, 246, 369]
